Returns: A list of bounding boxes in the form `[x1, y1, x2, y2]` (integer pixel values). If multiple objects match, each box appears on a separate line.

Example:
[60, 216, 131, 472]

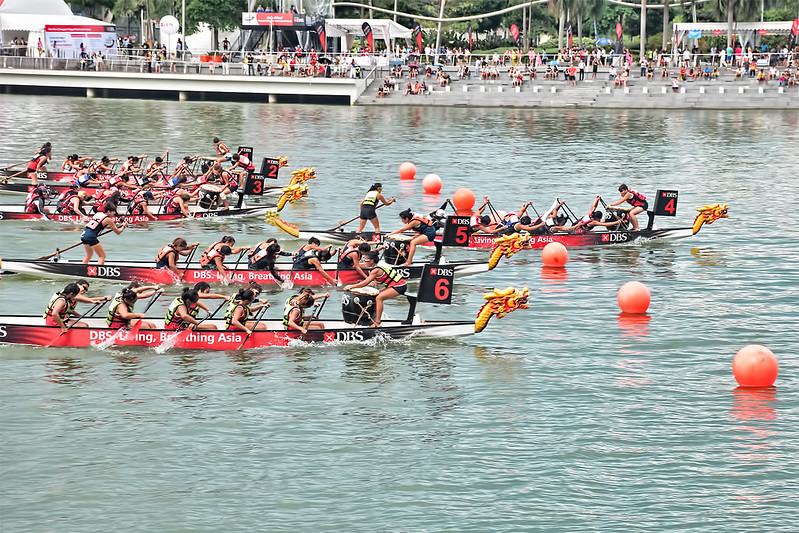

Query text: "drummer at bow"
[343, 251, 407, 328]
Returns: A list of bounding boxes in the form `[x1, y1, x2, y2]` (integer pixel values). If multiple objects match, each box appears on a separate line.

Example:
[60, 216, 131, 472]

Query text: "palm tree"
[709, 0, 762, 48]
[548, 0, 569, 50]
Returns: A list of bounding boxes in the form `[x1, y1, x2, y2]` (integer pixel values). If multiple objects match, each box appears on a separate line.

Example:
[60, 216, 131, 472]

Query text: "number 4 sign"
[653, 190, 678, 217]
[417, 264, 454, 304]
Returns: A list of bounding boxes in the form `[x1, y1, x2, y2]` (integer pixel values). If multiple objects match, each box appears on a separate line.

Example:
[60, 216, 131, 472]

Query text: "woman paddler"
[164, 288, 217, 331]
[155, 238, 200, 278]
[80, 202, 128, 264]
[106, 288, 158, 330]
[224, 288, 268, 336]
[356, 183, 396, 234]
[386, 209, 437, 266]
[27, 144, 51, 185]
[342, 251, 407, 328]
[43, 283, 89, 332]
[283, 292, 325, 335]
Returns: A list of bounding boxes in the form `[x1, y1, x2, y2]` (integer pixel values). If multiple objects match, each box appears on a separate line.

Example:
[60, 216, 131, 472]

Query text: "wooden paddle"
[35, 228, 113, 261]
[45, 299, 107, 347]
[124, 290, 163, 339]
[178, 245, 198, 281]
[328, 204, 384, 232]
[0, 168, 29, 182]
[2, 160, 30, 171]
[237, 305, 268, 349]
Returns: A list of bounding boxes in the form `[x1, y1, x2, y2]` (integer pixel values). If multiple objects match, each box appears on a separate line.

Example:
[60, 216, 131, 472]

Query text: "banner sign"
[688, 29, 701, 39]
[242, 12, 310, 29]
[362, 22, 374, 51]
[510, 24, 521, 47]
[713, 29, 723, 36]
[314, 19, 326, 52]
[44, 25, 118, 58]
[412, 21, 422, 53]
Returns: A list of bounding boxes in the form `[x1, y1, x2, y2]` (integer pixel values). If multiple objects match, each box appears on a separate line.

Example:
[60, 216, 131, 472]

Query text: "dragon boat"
[269, 191, 729, 252]
[0, 257, 493, 285]
[0, 287, 529, 350]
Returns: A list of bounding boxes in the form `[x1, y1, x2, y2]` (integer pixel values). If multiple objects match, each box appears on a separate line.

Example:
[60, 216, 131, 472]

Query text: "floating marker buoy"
[733, 345, 778, 387]
[541, 242, 568, 267]
[617, 281, 651, 314]
[398, 161, 416, 180]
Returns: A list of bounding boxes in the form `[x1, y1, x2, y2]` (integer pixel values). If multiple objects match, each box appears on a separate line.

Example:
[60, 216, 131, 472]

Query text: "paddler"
[80, 202, 128, 264]
[228, 153, 255, 184]
[23, 184, 52, 215]
[27, 145, 51, 185]
[43, 283, 89, 332]
[193, 282, 230, 315]
[356, 182, 396, 234]
[283, 292, 325, 334]
[213, 137, 232, 161]
[337, 238, 372, 280]
[224, 288, 268, 335]
[62, 154, 91, 172]
[387, 209, 438, 266]
[89, 156, 116, 175]
[248, 239, 292, 283]
[164, 287, 217, 331]
[293, 243, 339, 286]
[607, 184, 649, 231]
[198, 236, 249, 283]
[75, 279, 112, 304]
[55, 186, 92, 219]
[155, 237, 200, 278]
[551, 195, 623, 234]
[127, 189, 157, 220]
[343, 251, 407, 328]
[106, 288, 158, 330]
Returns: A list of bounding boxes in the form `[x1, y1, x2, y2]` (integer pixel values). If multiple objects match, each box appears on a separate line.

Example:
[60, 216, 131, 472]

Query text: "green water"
[1, 96, 797, 532]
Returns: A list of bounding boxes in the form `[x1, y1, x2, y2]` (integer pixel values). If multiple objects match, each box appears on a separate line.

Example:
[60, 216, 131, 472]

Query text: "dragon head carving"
[475, 286, 530, 333]
[692, 203, 729, 235]
[488, 233, 533, 270]
[276, 183, 309, 211]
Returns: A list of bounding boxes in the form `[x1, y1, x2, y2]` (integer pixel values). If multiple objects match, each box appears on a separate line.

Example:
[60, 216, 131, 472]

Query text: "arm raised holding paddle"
[356, 183, 395, 234]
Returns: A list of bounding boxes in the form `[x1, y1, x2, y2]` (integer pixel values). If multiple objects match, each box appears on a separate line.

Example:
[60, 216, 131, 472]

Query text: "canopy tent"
[0, 0, 115, 57]
[324, 19, 412, 53]
[672, 21, 793, 50]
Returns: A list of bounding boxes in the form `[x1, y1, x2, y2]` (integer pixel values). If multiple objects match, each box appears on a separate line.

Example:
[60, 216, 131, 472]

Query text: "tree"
[708, 0, 761, 48]
[186, 0, 246, 50]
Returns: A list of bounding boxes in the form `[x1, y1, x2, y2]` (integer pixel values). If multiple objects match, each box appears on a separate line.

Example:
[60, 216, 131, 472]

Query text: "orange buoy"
[617, 281, 651, 314]
[452, 188, 476, 212]
[398, 161, 416, 180]
[422, 173, 442, 194]
[733, 345, 779, 387]
[541, 242, 568, 267]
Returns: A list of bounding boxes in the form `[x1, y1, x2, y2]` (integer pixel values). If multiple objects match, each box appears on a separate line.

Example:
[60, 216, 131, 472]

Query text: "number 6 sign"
[417, 264, 454, 304]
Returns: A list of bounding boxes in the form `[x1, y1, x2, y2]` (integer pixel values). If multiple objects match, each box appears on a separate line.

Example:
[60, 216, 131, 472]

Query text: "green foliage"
[185, 0, 246, 35]
[764, 8, 797, 22]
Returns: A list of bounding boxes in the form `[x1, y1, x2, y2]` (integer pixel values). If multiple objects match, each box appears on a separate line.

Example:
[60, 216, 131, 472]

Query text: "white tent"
[324, 18, 411, 53]
[1, 0, 115, 57]
[672, 21, 793, 49]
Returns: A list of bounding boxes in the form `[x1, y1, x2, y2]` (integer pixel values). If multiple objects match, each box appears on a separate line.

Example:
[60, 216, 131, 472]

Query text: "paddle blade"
[155, 328, 191, 354]
[45, 330, 66, 348]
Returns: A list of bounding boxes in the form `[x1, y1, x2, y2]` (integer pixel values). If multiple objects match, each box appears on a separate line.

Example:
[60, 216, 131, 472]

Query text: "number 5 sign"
[442, 215, 472, 247]
[417, 264, 454, 304]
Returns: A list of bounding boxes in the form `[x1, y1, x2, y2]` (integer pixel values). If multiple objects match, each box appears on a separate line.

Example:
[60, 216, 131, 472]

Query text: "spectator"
[256, 4, 264, 12]
[671, 77, 679, 92]
[222, 38, 229, 51]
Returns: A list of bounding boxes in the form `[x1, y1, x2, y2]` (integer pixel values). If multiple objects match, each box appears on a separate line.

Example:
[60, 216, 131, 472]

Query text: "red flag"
[789, 18, 799, 50]
[468, 22, 472, 52]
[615, 22, 623, 40]
[413, 22, 422, 54]
[510, 24, 521, 47]
[567, 21, 573, 49]
[362, 22, 374, 52]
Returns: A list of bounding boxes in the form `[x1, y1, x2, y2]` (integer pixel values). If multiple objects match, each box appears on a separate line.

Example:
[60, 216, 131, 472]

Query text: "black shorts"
[389, 283, 407, 295]
[81, 237, 100, 246]
[360, 205, 377, 220]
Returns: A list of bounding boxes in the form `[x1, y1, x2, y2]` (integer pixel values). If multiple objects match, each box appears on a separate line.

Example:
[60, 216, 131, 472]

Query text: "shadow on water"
[730, 386, 779, 465]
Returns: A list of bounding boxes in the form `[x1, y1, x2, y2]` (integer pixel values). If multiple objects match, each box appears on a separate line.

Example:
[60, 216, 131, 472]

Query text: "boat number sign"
[260, 158, 281, 179]
[653, 189, 678, 217]
[417, 264, 454, 304]
[442, 216, 472, 247]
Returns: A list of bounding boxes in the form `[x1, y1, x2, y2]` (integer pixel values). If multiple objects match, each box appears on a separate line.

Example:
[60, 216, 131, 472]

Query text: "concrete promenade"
[359, 68, 799, 110]
[1, 62, 797, 109]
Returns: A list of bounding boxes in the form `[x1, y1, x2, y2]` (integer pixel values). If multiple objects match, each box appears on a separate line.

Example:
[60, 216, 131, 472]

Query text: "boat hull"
[0, 205, 272, 223]
[293, 227, 695, 249]
[0, 317, 476, 349]
[1, 259, 489, 285]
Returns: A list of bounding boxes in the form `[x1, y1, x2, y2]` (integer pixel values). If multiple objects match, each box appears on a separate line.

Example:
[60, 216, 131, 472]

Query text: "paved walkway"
[358, 68, 799, 109]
